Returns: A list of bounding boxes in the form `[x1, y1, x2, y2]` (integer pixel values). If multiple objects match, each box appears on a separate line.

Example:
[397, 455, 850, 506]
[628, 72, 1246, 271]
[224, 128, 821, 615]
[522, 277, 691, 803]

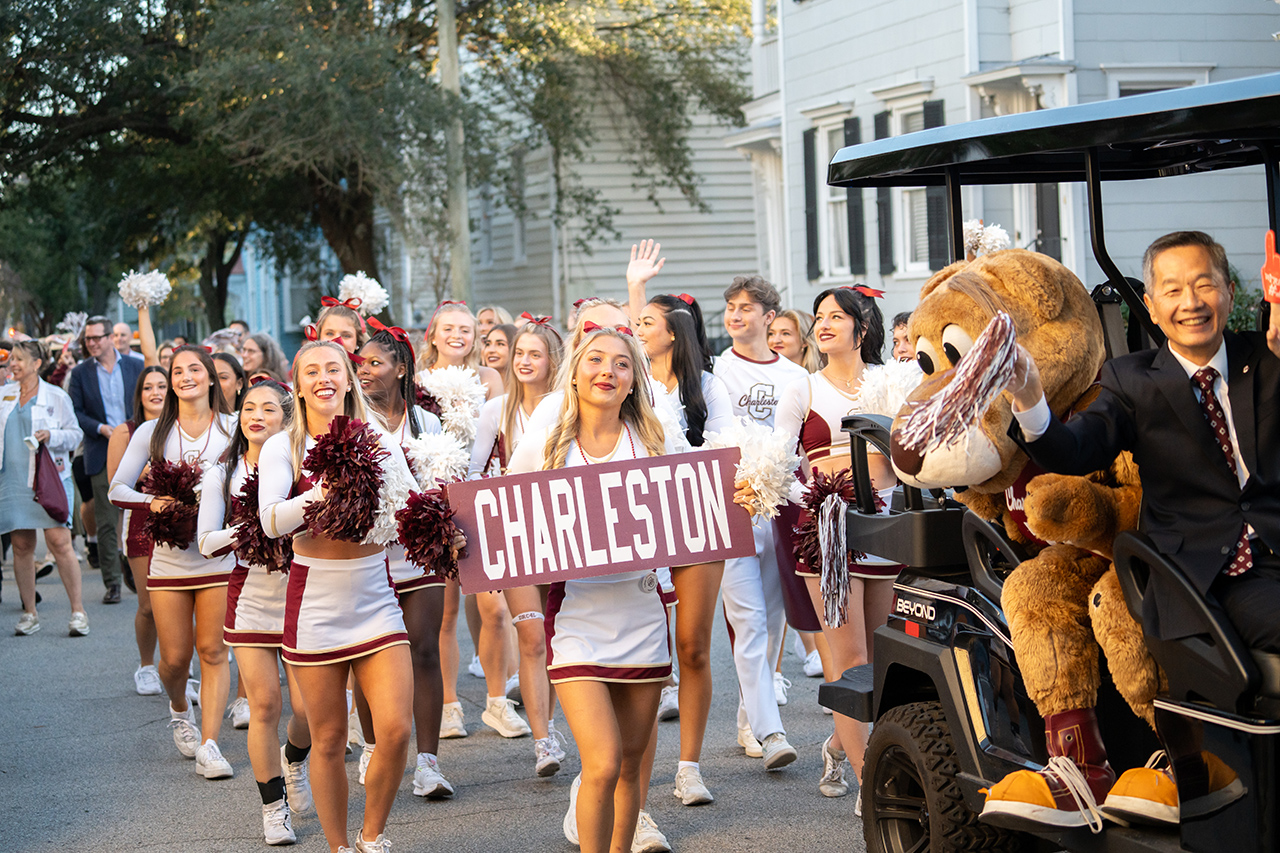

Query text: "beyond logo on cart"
[894, 594, 936, 622]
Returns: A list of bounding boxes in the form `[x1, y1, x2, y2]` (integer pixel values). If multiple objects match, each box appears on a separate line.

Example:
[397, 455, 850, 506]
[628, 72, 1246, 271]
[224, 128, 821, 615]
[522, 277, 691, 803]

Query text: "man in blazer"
[68, 316, 143, 604]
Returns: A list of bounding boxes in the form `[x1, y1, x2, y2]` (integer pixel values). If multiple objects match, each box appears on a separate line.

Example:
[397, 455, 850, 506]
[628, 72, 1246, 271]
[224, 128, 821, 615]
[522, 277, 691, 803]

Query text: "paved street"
[0, 562, 867, 852]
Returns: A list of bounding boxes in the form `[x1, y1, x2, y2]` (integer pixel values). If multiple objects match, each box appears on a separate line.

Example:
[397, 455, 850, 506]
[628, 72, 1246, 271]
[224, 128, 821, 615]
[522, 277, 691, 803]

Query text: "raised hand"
[626, 239, 666, 289]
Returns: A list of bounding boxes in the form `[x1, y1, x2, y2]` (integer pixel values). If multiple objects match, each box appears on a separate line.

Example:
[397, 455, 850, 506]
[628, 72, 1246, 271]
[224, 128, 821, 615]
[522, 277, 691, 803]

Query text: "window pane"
[825, 128, 844, 199]
[827, 198, 848, 272]
[906, 189, 928, 264]
[901, 111, 925, 135]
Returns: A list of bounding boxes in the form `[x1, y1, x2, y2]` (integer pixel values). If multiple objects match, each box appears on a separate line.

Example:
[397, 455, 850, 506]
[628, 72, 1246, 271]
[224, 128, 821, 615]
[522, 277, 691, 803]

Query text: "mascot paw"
[1101, 758, 1179, 826]
[1024, 473, 1114, 545]
[981, 757, 1114, 832]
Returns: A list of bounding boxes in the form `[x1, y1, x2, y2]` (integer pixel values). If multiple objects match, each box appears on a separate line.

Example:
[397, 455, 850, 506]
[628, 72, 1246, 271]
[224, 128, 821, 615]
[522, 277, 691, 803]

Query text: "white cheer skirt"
[545, 571, 673, 684]
[283, 552, 408, 666]
[224, 563, 289, 647]
[386, 542, 446, 595]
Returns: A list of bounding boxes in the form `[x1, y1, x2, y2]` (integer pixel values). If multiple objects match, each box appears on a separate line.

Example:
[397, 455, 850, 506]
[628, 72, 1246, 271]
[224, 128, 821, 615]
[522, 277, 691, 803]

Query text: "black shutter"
[1036, 183, 1062, 261]
[922, 99, 948, 270]
[874, 111, 894, 276]
[843, 117, 866, 275]
[803, 128, 821, 281]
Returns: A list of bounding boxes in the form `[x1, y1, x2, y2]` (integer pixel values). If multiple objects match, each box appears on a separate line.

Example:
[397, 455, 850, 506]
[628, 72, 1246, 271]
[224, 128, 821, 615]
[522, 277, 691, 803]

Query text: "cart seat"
[1112, 531, 1280, 717]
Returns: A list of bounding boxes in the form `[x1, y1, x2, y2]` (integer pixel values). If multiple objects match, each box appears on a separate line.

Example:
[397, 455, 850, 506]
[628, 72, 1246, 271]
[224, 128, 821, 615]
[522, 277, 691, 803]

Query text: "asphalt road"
[0, 561, 867, 853]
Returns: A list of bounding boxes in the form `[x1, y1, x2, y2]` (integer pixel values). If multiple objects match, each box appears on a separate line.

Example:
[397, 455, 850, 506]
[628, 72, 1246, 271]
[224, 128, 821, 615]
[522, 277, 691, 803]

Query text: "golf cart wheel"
[863, 701, 1024, 853]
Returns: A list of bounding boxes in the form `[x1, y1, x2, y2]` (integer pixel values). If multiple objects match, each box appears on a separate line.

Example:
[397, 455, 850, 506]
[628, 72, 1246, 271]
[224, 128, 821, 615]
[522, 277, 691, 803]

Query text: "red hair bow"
[843, 285, 885, 299]
[303, 324, 319, 342]
[202, 345, 214, 353]
[349, 352, 366, 366]
[675, 293, 695, 305]
[572, 298, 589, 309]
[321, 295, 363, 311]
[249, 375, 292, 393]
[582, 320, 634, 337]
[367, 316, 415, 362]
[519, 312, 552, 326]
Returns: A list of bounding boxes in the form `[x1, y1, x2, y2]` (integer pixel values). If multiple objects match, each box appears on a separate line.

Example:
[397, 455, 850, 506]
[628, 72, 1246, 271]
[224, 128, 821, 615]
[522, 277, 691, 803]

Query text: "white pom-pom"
[963, 219, 984, 258]
[854, 360, 923, 419]
[418, 365, 487, 445]
[979, 224, 1010, 256]
[654, 404, 692, 454]
[364, 443, 416, 546]
[117, 270, 171, 309]
[298, 315, 313, 329]
[403, 431, 470, 488]
[338, 272, 390, 317]
[56, 312, 88, 341]
[202, 328, 242, 353]
[704, 417, 802, 519]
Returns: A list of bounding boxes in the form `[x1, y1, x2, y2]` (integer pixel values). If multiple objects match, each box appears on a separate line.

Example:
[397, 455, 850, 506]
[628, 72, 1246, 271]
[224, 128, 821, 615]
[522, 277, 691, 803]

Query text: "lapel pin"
[1243, 365, 1250, 374]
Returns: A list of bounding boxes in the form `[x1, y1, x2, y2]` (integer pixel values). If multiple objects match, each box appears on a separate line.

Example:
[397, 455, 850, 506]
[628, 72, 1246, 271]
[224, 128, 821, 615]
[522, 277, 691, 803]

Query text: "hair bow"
[675, 293, 695, 305]
[842, 285, 885, 299]
[303, 324, 319, 342]
[367, 316, 415, 362]
[321, 295, 363, 311]
[249, 375, 292, 393]
[202, 345, 214, 353]
[582, 320, 634, 337]
[519, 312, 553, 326]
[348, 352, 366, 366]
[572, 298, 589, 309]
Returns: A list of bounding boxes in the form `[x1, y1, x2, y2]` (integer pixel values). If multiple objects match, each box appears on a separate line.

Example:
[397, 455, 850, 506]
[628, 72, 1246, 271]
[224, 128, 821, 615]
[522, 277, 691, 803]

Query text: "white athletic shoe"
[792, 631, 807, 660]
[803, 649, 824, 678]
[505, 672, 523, 705]
[347, 706, 365, 750]
[467, 653, 485, 678]
[185, 678, 201, 708]
[439, 701, 468, 739]
[68, 611, 90, 637]
[169, 703, 201, 758]
[482, 696, 531, 738]
[737, 726, 763, 758]
[358, 744, 374, 786]
[413, 753, 455, 798]
[280, 745, 313, 814]
[354, 833, 391, 853]
[632, 811, 671, 853]
[761, 732, 797, 770]
[563, 773, 581, 845]
[15, 611, 39, 636]
[547, 720, 569, 763]
[134, 665, 163, 696]
[819, 735, 850, 797]
[774, 672, 792, 706]
[229, 696, 251, 729]
[673, 766, 714, 805]
[262, 798, 296, 846]
[195, 739, 234, 779]
[535, 737, 562, 777]
[656, 685, 679, 721]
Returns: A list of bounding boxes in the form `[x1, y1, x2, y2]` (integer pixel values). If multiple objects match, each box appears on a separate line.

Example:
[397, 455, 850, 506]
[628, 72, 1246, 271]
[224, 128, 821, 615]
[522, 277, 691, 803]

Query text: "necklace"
[822, 366, 863, 393]
[177, 415, 215, 466]
[577, 424, 634, 465]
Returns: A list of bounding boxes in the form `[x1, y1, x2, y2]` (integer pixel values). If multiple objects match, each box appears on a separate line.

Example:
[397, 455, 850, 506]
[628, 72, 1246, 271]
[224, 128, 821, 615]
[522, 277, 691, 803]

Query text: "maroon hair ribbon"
[582, 320, 634, 337]
[519, 312, 553, 326]
[303, 324, 319, 342]
[367, 316, 415, 363]
[675, 293, 695, 305]
[320, 295, 366, 331]
[842, 285, 885, 299]
[572, 298, 589, 309]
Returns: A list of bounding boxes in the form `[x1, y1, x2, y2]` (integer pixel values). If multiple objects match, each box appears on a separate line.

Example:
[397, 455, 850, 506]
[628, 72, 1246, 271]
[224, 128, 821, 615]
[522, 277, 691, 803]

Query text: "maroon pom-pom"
[229, 468, 293, 572]
[414, 383, 443, 419]
[395, 489, 461, 580]
[302, 416, 387, 543]
[140, 458, 203, 549]
[793, 468, 880, 573]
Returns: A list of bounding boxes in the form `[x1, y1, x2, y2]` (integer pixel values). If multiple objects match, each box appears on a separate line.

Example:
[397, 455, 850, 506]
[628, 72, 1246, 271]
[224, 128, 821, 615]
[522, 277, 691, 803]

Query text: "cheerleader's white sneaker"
[563, 773, 581, 845]
[280, 745, 313, 813]
[169, 703, 201, 758]
[673, 765, 714, 805]
[229, 696, 251, 729]
[468, 653, 485, 678]
[439, 701, 468, 739]
[354, 833, 391, 853]
[737, 726, 763, 758]
[819, 736, 850, 797]
[185, 678, 201, 707]
[803, 649, 824, 677]
[535, 737, 562, 777]
[68, 611, 90, 636]
[482, 696, 531, 738]
[656, 685, 679, 721]
[358, 744, 374, 785]
[134, 665, 163, 696]
[413, 753, 454, 798]
[632, 811, 671, 853]
[195, 739, 234, 779]
[505, 672, 523, 705]
[774, 673, 792, 705]
[761, 733, 797, 770]
[262, 799, 296, 846]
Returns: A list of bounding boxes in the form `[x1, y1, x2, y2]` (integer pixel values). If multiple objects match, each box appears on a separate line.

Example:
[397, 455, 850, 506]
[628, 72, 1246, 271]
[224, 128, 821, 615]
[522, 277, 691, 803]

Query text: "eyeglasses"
[83, 333, 109, 343]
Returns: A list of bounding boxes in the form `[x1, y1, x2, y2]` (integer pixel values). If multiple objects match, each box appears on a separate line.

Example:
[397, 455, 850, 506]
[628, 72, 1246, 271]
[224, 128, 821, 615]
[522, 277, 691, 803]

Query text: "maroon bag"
[32, 444, 69, 525]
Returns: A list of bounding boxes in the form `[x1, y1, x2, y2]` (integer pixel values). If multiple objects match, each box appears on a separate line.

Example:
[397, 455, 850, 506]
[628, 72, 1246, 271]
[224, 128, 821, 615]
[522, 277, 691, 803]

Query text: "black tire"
[862, 701, 1025, 853]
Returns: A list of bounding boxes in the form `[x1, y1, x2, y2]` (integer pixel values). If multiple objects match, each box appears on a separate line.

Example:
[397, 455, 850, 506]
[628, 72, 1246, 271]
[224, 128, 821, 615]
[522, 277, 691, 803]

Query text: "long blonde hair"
[287, 340, 372, 470]
[775, 308, 823, 372]
[417, 303, 481, 373]
[543, 327, 665, 470]
[502, 323, 565, 452]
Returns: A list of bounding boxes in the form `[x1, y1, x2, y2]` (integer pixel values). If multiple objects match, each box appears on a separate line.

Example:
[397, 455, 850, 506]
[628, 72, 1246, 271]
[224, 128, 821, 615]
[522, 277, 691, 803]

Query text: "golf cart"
[817, 73, 1280, 853]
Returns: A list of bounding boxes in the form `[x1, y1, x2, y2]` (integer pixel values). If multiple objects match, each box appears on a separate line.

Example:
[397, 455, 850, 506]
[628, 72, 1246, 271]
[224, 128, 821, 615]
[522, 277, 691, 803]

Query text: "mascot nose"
[890, 429, 924, 477]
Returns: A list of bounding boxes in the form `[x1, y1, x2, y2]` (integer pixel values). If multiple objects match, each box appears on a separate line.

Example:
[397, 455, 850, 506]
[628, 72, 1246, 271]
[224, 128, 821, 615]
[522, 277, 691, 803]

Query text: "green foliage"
[1228, 284, 1265, 332]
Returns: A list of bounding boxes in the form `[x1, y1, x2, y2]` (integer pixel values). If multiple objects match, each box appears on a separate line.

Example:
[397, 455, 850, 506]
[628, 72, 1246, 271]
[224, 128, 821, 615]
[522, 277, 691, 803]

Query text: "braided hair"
[366, 329, 422, 438]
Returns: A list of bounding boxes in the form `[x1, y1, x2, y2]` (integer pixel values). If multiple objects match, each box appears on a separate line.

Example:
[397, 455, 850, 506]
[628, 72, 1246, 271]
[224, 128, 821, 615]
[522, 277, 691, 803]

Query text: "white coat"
[0, 379, 84, 486]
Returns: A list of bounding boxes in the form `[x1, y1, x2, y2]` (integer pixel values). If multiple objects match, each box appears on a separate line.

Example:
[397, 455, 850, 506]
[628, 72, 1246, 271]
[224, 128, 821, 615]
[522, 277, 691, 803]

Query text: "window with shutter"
[874, 111, 893, 276]
[922, 99, 949, 270]
[844, 117, 866, 275]
[803, 128, 820, 281]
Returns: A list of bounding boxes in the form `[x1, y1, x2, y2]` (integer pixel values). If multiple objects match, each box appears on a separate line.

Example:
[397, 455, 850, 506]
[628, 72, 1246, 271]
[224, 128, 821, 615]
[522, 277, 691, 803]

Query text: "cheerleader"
[634, 294, 734, 807]
[108, 346, 237, 777]
[769, 308, 823, 373]
[258, 340, 412, 853]
[197, 380, 313, 845]
[355, 324, 454, 798]
[468, 318, 570, 776]
[775, 286, 901, 802]
[212, 352, 247, 410]
[508, 324, 737, 853]
[316, 298, 368, 354]
[480, 322, 517, 379]
[105, 366, 167, 695]
[417, 301, 518, 740]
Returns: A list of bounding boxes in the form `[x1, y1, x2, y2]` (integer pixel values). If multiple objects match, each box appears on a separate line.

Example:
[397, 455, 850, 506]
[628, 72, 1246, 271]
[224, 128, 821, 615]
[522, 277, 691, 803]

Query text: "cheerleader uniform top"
[256, 423, 415, 541]
[109, 414, 237, 577]
[196, 457, 250, 561]
[469, 394, 528, 477]
[651, 371, 736, 444]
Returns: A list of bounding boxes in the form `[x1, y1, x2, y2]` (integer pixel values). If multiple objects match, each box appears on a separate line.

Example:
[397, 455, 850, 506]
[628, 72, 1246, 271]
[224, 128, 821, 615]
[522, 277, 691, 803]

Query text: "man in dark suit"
[68, 316, 144, 604]
[983, 231, 1280, 830]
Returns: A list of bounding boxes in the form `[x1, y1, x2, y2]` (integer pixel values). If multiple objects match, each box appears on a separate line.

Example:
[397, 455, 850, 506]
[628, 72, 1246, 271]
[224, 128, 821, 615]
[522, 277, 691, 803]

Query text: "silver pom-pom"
[117, 270, 172, 309]
[704, 417, 802, 519]
[403, 431, 470, 488]
[418, 365, 487, 445]
[854, 360, 923, 419]
[338, 272, 390, 317]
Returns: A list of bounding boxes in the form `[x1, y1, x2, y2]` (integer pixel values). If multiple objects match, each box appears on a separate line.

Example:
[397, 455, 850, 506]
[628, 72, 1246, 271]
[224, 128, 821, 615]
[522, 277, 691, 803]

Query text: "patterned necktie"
[1191, 367, 1252, 576]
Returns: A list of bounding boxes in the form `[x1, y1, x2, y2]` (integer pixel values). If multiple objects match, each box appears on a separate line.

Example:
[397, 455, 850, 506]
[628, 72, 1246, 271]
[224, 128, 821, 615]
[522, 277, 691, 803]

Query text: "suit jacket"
[1013, 330, 1280, 640]
[68, 355, 143, 477]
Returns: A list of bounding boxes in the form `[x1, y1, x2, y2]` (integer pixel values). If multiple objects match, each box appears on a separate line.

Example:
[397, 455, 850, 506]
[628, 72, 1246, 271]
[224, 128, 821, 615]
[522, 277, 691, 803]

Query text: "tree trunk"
[197, 228, 248, 331]
[312, 178, 380, 280]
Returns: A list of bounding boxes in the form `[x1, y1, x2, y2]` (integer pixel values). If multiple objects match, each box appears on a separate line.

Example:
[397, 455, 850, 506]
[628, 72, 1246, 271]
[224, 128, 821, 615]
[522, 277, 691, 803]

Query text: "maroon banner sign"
[446, 447, 755, 593]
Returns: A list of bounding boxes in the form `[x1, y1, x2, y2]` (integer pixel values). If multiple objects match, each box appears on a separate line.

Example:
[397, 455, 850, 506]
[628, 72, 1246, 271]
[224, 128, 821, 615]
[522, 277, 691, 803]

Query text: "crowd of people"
[2, 241, 922, 853]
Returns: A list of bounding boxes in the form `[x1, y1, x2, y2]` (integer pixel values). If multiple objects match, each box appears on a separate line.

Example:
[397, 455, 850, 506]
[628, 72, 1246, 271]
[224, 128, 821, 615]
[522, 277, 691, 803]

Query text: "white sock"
[487, 695, 503, 703]
[678, 760, 699, 773]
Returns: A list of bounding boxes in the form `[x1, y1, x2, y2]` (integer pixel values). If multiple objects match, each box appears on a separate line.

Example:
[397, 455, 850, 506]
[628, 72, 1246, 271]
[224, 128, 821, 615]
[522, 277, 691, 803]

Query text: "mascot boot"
[981, 708, 1115, 831]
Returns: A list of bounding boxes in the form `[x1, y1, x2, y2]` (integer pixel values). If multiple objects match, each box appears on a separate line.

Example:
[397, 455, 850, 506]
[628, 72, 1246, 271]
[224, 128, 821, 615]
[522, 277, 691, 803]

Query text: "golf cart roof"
[828, 72, 1280, 188]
